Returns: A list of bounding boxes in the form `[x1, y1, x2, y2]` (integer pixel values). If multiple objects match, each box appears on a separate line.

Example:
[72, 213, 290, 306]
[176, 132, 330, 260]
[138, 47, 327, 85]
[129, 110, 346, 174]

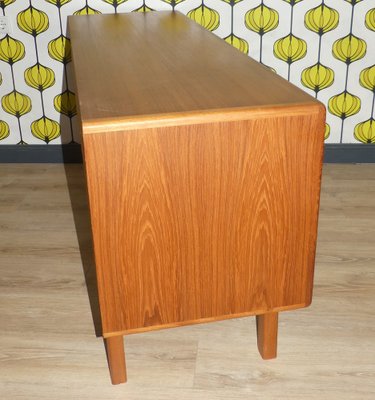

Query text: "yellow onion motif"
[324, 123, 330, 140]
[0, 120, 10, 141]
[17, 6, 49, 37]
[0, 0, 15, 7]
[133, 5, 154, 12]
[245, 4, 279, 35]
[0, 72, 2, 85]
[31, 116, 61, 143]
[74, 6, 101, 15]
[101, 0, 128, 7]
[54, 90, 76, 117]
[328, 91, 360, 119]
[282, 0, 304, 4]
[359, 64, 375, 92]
[274, 34, 307, 64]
[301, 63, 334, 94]
[161, 0, 185, 8]
[305, 4, 339, 35]
[48, 35, 71, 64]
[332, 34, 366, 64]
[354, 119, 375, 144]
[24, 63, 55, 92]
[45, 0, 72, 6]
[2, 91, 32, 118]
[365, 9, 375, 32]
[0, 35, 25, 65]
[187, 5, 220, 32]
[224, 34, 249, 54]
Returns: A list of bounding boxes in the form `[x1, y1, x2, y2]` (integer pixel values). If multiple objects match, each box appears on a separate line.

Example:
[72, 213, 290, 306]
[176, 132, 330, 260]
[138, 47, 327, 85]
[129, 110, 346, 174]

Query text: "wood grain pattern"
[1, 164, 375, 398]
[81, 104, 322, 134]
[68, 11, 318, 129]
[256, 313, 278, 360]
[82, 108, 324, 337]
[104, 336, 127, 384]
[69, 11, 325, 383]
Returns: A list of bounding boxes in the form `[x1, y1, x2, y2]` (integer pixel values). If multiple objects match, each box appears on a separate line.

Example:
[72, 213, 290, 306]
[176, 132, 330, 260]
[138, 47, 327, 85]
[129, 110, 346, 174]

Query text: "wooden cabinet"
[69, 11, 325, 384]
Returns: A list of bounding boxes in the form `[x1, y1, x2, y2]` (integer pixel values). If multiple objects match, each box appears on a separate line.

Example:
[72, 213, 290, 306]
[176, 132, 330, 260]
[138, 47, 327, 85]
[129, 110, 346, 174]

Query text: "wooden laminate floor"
[0, 163, 374, 399]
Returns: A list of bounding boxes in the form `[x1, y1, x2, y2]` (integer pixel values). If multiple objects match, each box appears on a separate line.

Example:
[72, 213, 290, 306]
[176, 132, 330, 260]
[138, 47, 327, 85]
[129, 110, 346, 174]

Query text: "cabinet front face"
[83, 111, 324, 337]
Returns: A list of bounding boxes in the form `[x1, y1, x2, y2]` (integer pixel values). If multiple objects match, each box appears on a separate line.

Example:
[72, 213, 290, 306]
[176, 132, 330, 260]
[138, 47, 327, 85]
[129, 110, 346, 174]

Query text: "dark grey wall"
[0, 144, 374, 164]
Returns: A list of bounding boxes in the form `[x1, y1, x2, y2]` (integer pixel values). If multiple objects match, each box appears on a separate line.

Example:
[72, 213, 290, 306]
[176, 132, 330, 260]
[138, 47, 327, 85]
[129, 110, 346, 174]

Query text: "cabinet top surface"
[69, 11, 319, 131]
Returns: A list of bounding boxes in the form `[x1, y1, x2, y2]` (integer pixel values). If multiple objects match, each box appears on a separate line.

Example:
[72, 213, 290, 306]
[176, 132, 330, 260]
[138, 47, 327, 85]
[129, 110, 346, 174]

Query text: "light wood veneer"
[69, 11, 325, 384]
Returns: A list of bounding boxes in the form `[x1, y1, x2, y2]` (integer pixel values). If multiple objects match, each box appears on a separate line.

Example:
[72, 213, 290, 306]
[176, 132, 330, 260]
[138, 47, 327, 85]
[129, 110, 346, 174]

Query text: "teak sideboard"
[69, 11, 325, 385]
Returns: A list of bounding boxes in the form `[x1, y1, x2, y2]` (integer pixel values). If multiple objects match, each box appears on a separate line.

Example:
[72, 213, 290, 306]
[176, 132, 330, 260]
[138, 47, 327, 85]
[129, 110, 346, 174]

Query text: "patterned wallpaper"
[0, 0, 374, 145]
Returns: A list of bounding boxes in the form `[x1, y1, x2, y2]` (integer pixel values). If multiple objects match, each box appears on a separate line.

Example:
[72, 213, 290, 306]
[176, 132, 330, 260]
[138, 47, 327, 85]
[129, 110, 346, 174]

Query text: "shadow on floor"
[63, 155, 102, 337]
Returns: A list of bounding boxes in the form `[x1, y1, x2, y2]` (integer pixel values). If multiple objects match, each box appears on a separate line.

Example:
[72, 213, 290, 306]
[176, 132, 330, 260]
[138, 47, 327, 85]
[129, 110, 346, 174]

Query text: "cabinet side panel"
[83, 113, 324, 335]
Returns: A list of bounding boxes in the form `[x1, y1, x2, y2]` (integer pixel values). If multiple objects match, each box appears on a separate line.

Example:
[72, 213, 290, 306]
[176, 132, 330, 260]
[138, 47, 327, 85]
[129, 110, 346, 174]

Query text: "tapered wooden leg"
[256, 312, 278, 360]
[104, 336, 127, 384]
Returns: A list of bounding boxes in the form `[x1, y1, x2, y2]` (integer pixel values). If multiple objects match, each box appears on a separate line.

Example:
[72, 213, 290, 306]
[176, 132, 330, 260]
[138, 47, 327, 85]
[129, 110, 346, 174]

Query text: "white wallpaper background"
[0, 0, 374, 145]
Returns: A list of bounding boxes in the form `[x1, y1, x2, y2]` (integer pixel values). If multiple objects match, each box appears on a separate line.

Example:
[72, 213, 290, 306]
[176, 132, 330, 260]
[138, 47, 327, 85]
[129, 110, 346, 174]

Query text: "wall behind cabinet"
[0, 0, 374, 145]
